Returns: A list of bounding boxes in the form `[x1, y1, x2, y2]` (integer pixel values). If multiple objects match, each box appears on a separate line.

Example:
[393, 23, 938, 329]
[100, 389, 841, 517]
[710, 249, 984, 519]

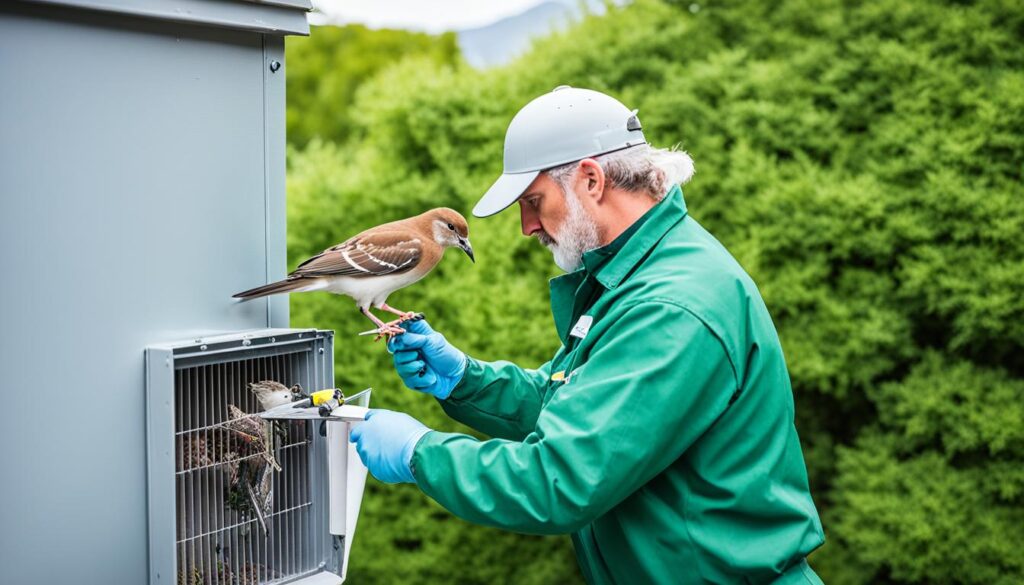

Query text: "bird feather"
[294, 232, 421, 278]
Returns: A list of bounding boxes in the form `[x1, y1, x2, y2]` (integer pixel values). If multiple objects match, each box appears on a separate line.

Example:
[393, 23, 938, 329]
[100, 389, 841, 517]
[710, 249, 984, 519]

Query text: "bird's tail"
[233, 278, 317, 300]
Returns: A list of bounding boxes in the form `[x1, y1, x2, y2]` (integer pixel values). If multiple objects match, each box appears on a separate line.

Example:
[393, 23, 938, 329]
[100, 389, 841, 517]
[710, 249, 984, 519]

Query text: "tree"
[285, 24, 459, 147]
[287, 1, 1024, 582]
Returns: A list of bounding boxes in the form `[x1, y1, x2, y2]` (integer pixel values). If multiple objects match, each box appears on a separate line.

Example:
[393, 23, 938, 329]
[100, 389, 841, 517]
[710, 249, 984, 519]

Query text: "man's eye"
[529, 198, 540, 209]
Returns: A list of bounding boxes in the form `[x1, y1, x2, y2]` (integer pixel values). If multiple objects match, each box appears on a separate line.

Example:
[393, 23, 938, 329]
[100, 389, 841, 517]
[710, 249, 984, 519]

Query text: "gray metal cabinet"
[0, 2, 315, 583]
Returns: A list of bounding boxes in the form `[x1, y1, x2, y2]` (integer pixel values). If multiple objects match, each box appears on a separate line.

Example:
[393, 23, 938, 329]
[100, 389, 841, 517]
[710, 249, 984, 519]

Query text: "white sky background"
[309, 0, 554, 32]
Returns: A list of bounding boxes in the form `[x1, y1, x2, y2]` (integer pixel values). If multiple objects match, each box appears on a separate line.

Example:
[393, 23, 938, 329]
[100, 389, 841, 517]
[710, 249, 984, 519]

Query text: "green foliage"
[285, 24, 459, 147]
[832, 433, 1024, 584]
[285, 1, 1024, 582]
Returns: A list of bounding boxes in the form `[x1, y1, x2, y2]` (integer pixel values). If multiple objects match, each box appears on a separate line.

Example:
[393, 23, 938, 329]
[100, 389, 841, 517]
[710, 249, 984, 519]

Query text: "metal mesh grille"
[174, 353, 319, 585]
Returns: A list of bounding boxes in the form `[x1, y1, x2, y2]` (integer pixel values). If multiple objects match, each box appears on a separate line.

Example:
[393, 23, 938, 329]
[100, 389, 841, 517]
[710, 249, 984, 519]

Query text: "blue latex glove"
[349, 409, 431, 484]
[387, 319, 467, 400]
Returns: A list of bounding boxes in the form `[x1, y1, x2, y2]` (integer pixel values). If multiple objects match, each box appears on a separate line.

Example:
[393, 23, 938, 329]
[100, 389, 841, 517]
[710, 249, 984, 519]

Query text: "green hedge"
[286, 1, 1024, 582]
[285, 24, 459, 147]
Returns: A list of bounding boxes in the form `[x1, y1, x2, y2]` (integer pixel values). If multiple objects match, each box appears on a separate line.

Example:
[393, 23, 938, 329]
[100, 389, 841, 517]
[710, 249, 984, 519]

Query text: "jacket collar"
[548, 185, 688, 342]
[582, 184, 687, 290]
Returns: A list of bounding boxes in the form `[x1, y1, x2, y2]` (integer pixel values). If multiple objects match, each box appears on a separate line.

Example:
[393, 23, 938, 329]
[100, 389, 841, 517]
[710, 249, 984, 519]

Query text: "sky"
[309, 0, 555, 32]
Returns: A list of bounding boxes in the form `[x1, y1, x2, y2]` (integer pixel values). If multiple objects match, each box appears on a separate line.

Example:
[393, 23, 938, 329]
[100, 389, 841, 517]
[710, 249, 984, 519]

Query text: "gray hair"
[544, 144, 695, 201]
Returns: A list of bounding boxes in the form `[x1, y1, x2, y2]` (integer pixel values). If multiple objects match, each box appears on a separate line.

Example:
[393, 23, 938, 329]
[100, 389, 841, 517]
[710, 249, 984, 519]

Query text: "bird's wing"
[291, 232, 422, 279]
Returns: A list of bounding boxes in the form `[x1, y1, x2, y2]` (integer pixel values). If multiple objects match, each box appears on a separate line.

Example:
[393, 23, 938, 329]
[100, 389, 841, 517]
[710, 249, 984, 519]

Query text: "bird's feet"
[378, 311, 427, 341]
[361, 306, 408, 342]
[383, 312, 422, 327]
[380, 304, 423, 323]
[361, 307, 425, 341]
[373, 322, 407, 342]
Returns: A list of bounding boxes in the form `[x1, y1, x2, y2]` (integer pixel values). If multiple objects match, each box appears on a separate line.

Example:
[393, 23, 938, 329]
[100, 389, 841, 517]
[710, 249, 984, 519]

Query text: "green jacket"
[411, 186, 825, 584]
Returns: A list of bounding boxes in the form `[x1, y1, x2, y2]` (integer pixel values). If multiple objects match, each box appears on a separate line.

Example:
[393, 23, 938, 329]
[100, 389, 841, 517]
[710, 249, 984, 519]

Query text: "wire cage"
[147, 329, 362, 585]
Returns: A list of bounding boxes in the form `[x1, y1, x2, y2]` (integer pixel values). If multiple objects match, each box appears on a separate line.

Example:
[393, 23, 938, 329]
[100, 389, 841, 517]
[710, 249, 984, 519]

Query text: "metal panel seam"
[16, 0, 311, 35]
[145, 348, 176, 584]
[252, 0, 312, 9]
[262, 34, 273, 328]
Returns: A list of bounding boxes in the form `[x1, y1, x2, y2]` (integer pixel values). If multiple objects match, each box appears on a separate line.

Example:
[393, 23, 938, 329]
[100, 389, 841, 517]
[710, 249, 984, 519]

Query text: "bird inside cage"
[224, 405, 280, 471]
[221, 403, 280, 537]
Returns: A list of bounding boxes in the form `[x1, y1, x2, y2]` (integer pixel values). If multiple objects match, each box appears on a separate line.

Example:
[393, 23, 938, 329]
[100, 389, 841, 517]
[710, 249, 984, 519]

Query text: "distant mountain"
[458, 0, 616, 68]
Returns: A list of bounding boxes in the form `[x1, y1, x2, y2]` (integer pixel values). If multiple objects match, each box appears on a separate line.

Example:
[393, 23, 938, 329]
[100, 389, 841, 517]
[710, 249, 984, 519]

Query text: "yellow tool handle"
[310, 389, 342, 406]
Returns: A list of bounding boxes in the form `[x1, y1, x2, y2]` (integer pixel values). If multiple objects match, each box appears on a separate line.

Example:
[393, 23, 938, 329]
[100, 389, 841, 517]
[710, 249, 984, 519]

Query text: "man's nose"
[520, 202, 541, 237]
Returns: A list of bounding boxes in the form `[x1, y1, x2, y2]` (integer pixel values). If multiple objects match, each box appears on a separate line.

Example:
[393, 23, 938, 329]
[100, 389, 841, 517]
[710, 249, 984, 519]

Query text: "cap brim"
[473, 171, 540, 218]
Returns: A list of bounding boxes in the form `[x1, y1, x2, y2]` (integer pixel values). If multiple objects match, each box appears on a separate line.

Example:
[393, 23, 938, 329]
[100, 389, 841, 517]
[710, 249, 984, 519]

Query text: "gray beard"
[537, 189, 601, 272]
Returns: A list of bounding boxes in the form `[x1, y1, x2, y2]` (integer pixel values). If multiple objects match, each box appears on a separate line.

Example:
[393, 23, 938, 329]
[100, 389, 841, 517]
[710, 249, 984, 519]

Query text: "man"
[350, 86, 826, 584]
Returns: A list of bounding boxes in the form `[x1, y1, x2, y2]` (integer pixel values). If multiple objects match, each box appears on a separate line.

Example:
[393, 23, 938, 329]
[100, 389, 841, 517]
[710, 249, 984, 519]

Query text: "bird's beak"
[460, 238, 475, 263]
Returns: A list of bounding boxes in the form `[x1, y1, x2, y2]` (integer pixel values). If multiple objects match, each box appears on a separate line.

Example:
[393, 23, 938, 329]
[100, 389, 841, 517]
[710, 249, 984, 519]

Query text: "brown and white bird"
[249, 380, 304, 411]
[224, 404, 281, 472]
[233, 208, 474, 338]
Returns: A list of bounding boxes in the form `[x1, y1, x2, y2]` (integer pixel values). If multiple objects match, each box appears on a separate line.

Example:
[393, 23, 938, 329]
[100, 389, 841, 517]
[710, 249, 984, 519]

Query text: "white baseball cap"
[473, 86, 647, 218]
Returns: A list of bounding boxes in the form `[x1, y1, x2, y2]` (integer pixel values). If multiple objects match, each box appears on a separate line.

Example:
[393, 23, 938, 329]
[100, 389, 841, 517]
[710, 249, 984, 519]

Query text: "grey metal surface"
[0, 3, 298, 583]
[18, 0, 311, 35]
[263, 34, 290, 331]
[147, 329, 333, 584]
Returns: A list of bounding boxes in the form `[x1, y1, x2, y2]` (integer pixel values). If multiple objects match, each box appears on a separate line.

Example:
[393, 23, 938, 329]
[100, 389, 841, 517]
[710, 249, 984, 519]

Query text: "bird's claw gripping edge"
[394, 311, 421, 323]
[373, 323, 407, 342]
[358, 311, 425, 341]
[383, 311, 424, 328]
[376, 311, 428, 340]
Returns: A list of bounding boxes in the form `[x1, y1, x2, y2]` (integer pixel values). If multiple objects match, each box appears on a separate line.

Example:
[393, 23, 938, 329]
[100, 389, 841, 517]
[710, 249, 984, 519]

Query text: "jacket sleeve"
[411, 301, 738, 535]
[437, 354, 558, 441]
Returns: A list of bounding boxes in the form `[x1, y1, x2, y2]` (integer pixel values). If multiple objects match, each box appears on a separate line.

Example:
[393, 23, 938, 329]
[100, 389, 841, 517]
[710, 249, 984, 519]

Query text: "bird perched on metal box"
[233, 208, 474, 339]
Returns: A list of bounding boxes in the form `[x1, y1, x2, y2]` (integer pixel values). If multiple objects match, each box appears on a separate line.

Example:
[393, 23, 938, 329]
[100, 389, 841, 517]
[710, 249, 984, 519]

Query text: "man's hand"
[388, 319, 467, 400]
[349, 409, 432, 484]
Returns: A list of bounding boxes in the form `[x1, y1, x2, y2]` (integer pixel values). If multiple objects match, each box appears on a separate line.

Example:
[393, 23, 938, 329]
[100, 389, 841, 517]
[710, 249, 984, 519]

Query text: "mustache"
[536, 231, 555, 247]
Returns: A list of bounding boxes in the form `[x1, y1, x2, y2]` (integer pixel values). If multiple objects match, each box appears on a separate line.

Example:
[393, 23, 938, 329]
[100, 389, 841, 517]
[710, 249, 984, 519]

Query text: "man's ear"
[577, 159, 605, 202]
